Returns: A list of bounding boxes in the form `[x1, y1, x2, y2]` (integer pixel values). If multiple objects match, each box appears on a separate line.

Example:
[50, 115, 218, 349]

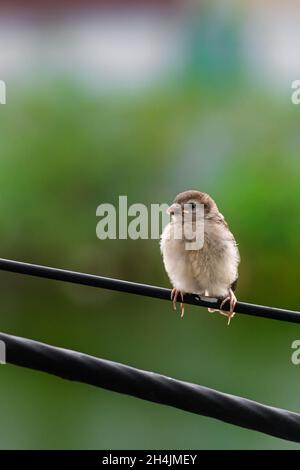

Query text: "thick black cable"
[1, 331, 300, 443]
[0, 258, 299, 323]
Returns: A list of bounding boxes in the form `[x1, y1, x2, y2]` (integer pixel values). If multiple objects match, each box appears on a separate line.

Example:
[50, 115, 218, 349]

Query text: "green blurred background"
[0, 0, 300, 449]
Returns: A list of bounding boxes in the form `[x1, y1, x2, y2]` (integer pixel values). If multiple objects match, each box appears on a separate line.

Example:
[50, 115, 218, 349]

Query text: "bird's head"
[167, 190, 218, 221]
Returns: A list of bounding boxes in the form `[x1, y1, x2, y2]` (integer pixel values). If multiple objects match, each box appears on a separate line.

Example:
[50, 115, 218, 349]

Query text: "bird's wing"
[231, 277, 238, 292]
[215, 214, 241, 291]
[216, 214, 240, 246]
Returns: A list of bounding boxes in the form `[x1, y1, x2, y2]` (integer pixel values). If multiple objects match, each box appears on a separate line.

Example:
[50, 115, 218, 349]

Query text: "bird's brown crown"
[173, 190, 217, 214]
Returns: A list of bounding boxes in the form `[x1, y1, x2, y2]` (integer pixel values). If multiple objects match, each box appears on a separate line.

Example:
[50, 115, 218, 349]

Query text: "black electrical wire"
[0, 257, 300, 442]
[0, 258, 299, 323]
[1, 331, 300, 443]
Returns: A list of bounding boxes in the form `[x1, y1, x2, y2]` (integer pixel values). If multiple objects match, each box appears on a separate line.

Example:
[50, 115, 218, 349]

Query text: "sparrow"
[160, 190, 240, 324]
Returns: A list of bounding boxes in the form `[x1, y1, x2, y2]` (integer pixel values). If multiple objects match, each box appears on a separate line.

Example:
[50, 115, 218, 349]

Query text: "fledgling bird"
[160, 190, 240, 324]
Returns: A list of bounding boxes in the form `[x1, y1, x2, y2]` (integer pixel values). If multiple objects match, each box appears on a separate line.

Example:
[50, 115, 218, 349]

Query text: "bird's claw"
[180, 302, 185, 318]
[171, 287, 178, 311]
[219, 289, 237, 326]
[171, 288, 185, 318]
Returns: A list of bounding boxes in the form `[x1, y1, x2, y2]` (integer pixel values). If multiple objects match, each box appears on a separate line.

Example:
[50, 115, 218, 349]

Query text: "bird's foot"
[219, 289, 237, 325]
[170, 288, 185, 318]
[208, 307, 217, 313]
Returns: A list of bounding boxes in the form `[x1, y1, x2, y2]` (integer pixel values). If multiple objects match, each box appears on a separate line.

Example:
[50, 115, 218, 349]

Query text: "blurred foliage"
[0, 76, 300, 450]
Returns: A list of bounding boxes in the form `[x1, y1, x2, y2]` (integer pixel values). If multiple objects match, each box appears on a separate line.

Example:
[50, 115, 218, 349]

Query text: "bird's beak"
[167, 203, 180, 215]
